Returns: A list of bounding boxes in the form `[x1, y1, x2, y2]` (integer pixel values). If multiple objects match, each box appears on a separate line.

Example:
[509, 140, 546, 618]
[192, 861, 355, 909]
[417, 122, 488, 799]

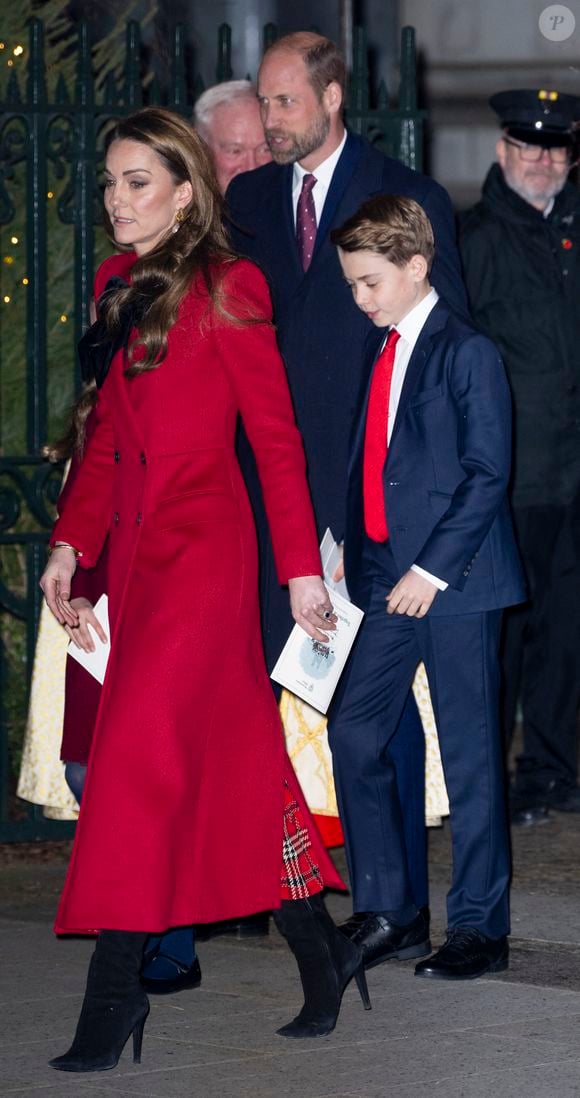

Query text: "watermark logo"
[539, 5, 576, 41]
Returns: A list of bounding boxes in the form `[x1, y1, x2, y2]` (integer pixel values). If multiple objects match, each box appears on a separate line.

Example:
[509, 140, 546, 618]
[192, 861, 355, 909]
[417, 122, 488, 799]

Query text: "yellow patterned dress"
[16, 600, 79, 821]
[280, 661, 448, 844]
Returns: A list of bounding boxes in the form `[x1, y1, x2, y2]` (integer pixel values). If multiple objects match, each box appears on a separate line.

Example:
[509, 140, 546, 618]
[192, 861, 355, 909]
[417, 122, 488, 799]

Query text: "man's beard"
[266, 108, 331, 164]
[504, 163, 567, 208]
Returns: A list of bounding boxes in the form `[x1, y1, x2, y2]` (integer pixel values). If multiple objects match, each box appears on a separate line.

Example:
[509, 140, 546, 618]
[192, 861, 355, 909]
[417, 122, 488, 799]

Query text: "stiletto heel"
[50, 930, 149, 1073]
[132, 1007, 149, 1063]
[273, 893, 372, 1039]
[354, 963, 372, 1010]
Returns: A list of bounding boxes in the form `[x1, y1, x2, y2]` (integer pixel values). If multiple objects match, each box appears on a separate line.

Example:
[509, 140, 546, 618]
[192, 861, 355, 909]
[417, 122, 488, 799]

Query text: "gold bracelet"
[49, 542, 83, 560]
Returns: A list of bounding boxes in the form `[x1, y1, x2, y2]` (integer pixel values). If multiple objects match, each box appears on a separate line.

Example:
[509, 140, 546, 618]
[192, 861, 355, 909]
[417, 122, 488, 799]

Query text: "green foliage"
[0, 0, 158, 795]
[0, 0, 159, 457]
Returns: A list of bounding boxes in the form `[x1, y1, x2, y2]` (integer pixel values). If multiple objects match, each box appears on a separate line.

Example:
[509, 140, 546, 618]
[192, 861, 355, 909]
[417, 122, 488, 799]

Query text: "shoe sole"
[365, 939, 432, 970]
[140, 975, 202, 995]
[414, 956, 509, 980]
[511, 815, 552, 827]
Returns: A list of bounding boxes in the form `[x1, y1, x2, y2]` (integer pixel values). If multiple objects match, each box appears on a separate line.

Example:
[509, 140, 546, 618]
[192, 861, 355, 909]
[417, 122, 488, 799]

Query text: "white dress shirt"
[380, 288, 448, 592]
[292, 131, 348, 227]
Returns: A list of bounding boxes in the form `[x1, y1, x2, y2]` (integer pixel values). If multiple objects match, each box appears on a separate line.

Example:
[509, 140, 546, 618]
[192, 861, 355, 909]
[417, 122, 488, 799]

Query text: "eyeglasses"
[503, 136, 571, 164]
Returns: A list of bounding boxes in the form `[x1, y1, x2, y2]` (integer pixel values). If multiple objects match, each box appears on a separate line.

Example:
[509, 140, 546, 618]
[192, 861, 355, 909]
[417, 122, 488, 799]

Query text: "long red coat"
[52, 253, 343, 934]
[58, 417, 108, 764]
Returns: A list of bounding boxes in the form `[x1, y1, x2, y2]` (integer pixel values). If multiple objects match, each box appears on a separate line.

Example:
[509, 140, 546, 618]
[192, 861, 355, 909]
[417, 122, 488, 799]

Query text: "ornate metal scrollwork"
[0, 460, 61, 623]
[0, 460, 62, 534]
[0, 115, 28, 225]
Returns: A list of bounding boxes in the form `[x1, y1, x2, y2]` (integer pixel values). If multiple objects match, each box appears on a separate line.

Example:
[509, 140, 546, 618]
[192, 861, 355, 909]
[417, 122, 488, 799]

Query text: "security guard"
[460, 89, 580, 824]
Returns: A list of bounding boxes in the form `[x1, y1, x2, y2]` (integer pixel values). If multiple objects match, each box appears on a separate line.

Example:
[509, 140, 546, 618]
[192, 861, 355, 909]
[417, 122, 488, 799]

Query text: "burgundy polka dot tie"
[296, 173, 317, 271]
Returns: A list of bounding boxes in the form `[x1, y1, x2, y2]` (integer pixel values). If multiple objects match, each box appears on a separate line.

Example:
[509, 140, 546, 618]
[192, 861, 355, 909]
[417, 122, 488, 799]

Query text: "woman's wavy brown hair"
[101, 107, 246, 376]
[43, 384, 97, 461]
[44, 383, 98, 463]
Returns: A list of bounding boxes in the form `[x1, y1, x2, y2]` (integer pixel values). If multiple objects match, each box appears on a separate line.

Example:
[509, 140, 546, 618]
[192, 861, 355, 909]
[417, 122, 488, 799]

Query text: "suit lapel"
[316, 134, 364, 245]
[389, 300, 449, 450]
[303, 135, 369, 280]
[279, 165, 304, 279]
[349, 300, 450, 479]
[348, 327, 386, 479]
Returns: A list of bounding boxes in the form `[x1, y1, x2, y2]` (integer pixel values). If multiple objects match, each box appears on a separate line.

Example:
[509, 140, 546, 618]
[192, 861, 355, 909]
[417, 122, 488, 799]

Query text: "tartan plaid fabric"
[280, 780, 324, 900]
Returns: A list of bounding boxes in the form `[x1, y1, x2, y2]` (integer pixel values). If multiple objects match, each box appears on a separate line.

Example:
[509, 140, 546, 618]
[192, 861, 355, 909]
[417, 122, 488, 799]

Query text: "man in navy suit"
[226, 32, 468, 930]
[329, 194, 525, 979]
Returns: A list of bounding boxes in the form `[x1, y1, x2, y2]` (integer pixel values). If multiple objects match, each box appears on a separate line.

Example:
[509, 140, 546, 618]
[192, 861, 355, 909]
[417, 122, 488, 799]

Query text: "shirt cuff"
[411, 564, 448, 591]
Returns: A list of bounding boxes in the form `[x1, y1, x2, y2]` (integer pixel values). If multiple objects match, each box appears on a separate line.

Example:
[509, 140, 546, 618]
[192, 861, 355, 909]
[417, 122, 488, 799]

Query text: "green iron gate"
[0, 18, 423, 841]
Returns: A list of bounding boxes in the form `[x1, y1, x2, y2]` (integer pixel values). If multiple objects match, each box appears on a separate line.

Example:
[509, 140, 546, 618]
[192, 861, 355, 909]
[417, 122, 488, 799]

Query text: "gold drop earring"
[172, 208, 185, 233]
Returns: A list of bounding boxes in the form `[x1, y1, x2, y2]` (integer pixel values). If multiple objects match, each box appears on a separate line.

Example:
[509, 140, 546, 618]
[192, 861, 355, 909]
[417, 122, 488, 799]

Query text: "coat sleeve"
[413, 334, 513, 588]
[458, 215, 500, 338]
[417, 180, 469, 321]
[213, 261, 322, 584]
[49, 258, 131, 566]
[50, 380, 115, 569]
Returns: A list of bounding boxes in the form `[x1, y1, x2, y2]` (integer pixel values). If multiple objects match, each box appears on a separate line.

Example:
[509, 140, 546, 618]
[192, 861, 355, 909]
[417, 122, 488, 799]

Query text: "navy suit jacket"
[344, 299, 526, 616]
[227, 132, 468, 542]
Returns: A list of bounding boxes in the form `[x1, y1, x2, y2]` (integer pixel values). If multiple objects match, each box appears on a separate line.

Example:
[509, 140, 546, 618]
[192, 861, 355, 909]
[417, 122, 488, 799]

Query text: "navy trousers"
[329, 540, 510, 939]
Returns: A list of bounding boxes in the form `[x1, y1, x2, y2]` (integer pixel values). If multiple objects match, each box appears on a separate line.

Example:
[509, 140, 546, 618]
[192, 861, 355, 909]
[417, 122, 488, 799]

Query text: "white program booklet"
[320, 526, 350, 599]
[271, 532, 364, 714]
[67, 593, 110, 685]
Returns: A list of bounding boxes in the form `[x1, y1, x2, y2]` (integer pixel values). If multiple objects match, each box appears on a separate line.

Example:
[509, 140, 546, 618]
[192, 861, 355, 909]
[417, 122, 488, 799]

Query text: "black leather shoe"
[545, 782, 580, 813]
[140, 955, 202, 995]
[415, 927, 508, 980]
[195, 912, 270, 941]
[510, 802, 551, 826]
[339, 909, 431, 969]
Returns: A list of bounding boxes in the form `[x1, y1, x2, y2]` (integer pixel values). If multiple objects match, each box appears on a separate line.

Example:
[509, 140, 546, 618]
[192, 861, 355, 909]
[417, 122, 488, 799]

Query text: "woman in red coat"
[40, 108, 370, 1072]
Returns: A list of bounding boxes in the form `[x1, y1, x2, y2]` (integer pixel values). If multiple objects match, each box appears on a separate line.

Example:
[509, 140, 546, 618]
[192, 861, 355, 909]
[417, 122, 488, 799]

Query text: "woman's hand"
[288, 575, 337, 643]
[64, 597, 108, 653]
[40, 547, 79, 627]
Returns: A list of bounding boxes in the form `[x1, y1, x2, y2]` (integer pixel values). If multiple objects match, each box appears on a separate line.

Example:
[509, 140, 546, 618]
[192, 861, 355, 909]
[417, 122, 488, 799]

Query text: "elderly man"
[460, 89, 580, 825]
[194, 79, 271, 193]
[227, 32, 468, 967]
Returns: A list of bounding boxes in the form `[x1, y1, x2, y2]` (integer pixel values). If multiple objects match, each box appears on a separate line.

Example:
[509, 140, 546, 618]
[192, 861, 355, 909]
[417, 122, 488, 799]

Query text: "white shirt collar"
[392, 287, 439, 352]
[293, 130, 347, 190]
[292, 132, 348, 226]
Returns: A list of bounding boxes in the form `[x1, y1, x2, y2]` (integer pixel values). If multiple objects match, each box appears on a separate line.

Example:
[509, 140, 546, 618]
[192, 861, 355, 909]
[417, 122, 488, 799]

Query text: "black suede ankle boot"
[50, 930, 149, 1072]
[272, 893, 371, 1038]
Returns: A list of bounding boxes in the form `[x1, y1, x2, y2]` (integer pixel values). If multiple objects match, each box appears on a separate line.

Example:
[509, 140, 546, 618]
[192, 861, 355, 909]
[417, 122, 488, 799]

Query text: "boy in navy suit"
[329, 195, 525, 979]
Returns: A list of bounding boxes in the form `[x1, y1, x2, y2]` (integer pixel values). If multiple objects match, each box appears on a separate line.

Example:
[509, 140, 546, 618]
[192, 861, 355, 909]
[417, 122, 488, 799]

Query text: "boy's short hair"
[331, 194, 435, 272]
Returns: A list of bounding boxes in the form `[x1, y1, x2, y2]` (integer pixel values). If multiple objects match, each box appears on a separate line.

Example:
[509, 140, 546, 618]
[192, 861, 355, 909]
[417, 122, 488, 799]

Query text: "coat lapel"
[280, 164, 304, 280]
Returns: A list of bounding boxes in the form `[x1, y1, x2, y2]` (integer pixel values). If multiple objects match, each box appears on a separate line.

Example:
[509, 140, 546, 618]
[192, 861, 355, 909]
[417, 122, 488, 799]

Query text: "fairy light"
[0, 43, 5, 50]
[10, 235, 18, 244]
[47, 191, 54, 199]
[59, 314, 68, 323]
[22, 277, 29, 286]
[13, 45, 24, 56]
[3, 295, 11, 304]
[7, 59, 13, 67]
[3, 255, 14, 264]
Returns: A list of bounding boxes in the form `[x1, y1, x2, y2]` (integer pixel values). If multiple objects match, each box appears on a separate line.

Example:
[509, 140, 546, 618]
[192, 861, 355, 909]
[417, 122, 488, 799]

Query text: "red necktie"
[296, 174, 317, 271]
[363, 328, 401, 542]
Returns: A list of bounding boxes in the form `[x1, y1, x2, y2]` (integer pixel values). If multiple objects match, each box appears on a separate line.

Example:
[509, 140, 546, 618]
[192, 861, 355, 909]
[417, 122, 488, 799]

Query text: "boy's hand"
[332, 543, 345, 583]
[386, 570, 438, 618]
